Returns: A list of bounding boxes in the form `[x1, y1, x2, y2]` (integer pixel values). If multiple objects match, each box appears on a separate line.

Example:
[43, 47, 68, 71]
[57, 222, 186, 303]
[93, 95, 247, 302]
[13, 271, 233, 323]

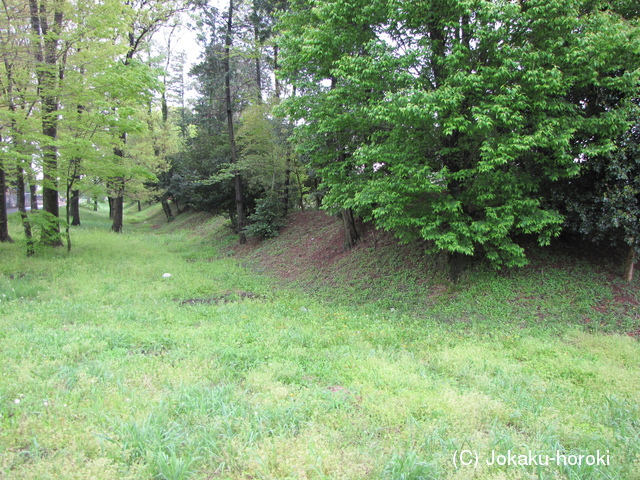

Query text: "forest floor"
[0, 204, 639, 480]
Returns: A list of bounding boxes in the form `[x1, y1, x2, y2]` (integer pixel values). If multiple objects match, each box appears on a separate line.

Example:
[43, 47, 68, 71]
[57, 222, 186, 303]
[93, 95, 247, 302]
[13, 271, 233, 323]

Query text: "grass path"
[0, 208, 639, 479]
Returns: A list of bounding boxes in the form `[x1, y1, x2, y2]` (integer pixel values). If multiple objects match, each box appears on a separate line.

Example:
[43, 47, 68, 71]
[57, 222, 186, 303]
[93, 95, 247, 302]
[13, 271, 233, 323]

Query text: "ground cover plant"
[1, 206, 639, 479]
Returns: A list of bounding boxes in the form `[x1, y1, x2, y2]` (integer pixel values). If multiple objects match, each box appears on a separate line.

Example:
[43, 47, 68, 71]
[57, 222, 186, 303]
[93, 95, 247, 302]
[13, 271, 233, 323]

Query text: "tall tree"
[279, 0, 640, 272]
[0, 142, 11, 243]
[172, 0, 294, 232]
[110, 0, 183, 233]
[28, 0, 64, 245]
[557, 109, 640, 280]
[1, 0, 37, 252]
[224, 0, 247, 243]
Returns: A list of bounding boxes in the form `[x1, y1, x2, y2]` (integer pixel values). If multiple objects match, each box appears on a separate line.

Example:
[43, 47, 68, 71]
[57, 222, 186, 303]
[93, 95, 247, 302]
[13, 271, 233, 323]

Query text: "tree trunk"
[111, 182, 124, 233]
[29, 183, 38, 210]
[624, 245, 636, 282]
[161, 199, 173, 222]
[65, 183, 71, 252]
[253, 8, 262, 104]
[294, 167, 305, 211]
[71, 189, 81, 226]
[448, 252, 468, 283]
[0, 154, 12, 243]
[16, 166, 34, 256]
[225, 0, 246, 244]
[283, 157, 291, 216]
[138, 200, 141, 212]
[30, 0, 63, 247]
[274, 44, 281, 99]
[41, 97, 62, 245]
[111, 136, 126, 232]
[341, 208, 359, 251]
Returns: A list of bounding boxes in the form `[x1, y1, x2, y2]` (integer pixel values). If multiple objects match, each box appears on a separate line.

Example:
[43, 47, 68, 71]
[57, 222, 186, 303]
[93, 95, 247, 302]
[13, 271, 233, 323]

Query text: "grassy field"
[1, 206, 639, 479]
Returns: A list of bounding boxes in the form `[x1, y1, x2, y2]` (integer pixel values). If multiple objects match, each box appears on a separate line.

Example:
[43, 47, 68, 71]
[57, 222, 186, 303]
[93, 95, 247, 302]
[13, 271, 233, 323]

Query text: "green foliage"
[558, 108, 640, 255]
[244, 195, 286, 238]
[26, 211, 66, 250]
[383, 452, 439, 480]
[0, 0, 175, 247]
[1, 208, 640, 478]
[278, 0, 640, 268]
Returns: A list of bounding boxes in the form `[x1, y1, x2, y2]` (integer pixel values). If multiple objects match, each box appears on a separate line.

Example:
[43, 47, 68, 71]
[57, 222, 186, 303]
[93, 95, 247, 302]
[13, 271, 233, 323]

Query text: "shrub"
[243, 196, 286, 238]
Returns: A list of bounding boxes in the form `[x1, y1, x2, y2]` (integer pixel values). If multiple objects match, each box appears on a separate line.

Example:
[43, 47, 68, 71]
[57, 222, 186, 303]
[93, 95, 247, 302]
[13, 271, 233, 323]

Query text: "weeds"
[0, 208, 639, 479]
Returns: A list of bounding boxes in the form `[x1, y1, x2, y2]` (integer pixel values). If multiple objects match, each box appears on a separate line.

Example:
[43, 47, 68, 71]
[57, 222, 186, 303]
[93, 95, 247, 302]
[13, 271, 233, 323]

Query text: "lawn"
[1, 206, 639, 479]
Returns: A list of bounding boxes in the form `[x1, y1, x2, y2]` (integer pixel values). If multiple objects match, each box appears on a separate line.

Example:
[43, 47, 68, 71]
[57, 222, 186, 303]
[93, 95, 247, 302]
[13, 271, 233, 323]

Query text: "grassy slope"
[239, 210, 640, 335]
[0, 206, 639, 480]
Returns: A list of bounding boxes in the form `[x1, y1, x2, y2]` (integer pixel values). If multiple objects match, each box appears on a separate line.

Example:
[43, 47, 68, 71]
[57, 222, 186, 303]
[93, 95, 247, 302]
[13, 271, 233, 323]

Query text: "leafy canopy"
[278, 0, 640, 266]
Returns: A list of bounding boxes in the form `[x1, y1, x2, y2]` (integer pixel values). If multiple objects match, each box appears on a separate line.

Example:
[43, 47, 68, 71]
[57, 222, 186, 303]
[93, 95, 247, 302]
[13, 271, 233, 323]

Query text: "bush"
[243, 196, 286, 238]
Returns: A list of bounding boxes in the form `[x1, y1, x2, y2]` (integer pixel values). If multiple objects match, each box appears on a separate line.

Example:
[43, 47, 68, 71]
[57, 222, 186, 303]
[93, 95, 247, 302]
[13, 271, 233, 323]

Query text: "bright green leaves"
[279, 0, 640, 268]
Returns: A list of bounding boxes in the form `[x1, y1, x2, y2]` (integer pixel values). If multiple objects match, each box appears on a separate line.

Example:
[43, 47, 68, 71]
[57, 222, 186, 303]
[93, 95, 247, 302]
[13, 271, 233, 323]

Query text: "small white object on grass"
[163, 273, 172, 278]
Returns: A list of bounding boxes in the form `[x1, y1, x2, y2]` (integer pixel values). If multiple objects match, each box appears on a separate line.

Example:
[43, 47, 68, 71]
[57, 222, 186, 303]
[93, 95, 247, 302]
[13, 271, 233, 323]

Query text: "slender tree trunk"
[65, 184, 72, 252]
[294, 167, 304, 211]
[111, 180, 124, 233]
[624, 245, 636, 282]
[111, 136, 126, 232]
[253, 15, 262, 103]
[137, 200, 141, 212]
[41, 95, 62, 244]
[71, 189, 80, 226]
[0, 152, 12, 243]
[283, 157, 291, 216]
[274, 44, 281, 99]
[161, 199, 173, 221]
[225, 0, 246, 244]
[29, 183, 38, 210]
[341, 208, 359, 251]
[16, 166, 34, 256]
[108, 196, 114, 218]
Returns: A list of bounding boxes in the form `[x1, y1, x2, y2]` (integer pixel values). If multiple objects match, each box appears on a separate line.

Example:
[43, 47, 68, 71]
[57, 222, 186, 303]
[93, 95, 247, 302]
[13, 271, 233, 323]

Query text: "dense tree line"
[0, 0, 184, 253]
[160, 0, 640, 279]
[3, 0, 640, 281]
[156, 0, 307, 242]
[274, 0, 640, 278]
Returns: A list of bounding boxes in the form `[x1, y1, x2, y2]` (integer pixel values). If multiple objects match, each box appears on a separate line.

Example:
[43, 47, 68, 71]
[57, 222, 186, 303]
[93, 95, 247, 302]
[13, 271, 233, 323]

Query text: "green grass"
[0, 208, 639, 479]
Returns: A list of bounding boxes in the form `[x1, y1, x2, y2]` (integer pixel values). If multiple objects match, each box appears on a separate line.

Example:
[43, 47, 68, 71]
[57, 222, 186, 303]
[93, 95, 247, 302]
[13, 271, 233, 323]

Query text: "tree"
[558, 109, 640, 280]
[541, 1, 640, 280]
[28, 0, 65, 245]
[110, 0, 184, 233]
[278, 0, 640, 273]
[170, 0, 296, 232]
[223, 0, 248, 244]
[0, 140, 12, 243]
[1, 0, 39, 253]
[1, 0, 173, 252]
